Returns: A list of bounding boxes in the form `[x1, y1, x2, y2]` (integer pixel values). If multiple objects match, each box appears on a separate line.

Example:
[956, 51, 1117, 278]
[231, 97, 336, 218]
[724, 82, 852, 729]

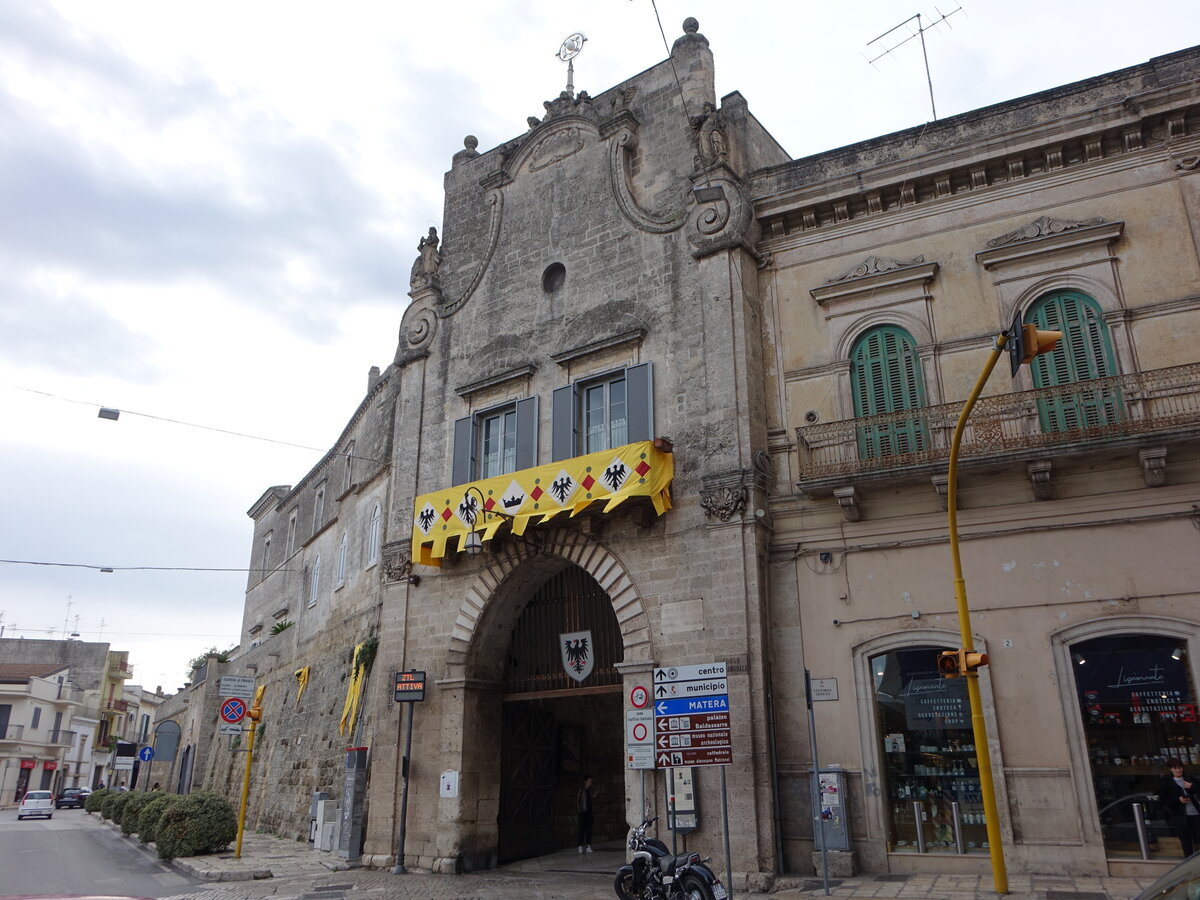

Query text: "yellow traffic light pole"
[947, 323, 1060, 895]
[235, 686, 265, 859]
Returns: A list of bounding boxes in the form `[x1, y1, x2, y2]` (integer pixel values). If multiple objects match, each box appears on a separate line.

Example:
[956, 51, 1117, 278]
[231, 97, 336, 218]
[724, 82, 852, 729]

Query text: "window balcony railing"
[47, 729, 77, 746]
[0, 724, 24, 741]
[105, 699, 130, 714]
[796, 363, 1200, 488]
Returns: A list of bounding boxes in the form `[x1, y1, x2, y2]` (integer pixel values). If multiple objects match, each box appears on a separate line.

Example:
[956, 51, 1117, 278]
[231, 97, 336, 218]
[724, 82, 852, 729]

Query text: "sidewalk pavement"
[152, 828, 1161, 900]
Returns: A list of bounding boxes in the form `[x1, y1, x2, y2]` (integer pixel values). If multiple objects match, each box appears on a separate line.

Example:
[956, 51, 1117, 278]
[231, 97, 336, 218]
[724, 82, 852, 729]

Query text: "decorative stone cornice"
[454, 365, 538, 399]
[828, 255, 925, 283]
[985, 216, 1106, 249]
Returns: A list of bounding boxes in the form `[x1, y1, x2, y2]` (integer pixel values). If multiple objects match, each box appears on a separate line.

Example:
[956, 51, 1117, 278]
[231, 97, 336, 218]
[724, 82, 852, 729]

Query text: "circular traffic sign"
[630, 685, 650, 709]
[632, 722, 648, 742]
[220, 697, 247, 723]
[137, 746, 155, 762]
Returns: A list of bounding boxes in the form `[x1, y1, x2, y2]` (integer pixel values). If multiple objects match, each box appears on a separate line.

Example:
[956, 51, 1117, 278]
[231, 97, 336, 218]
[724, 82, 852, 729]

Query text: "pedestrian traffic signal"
[1007, 312, 1063, 376]
[937, 650, 961, 678]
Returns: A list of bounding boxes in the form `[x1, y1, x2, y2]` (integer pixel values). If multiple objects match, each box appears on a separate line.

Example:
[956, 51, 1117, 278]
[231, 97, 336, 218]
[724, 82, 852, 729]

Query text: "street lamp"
[460, 485, 522, 556]
[944, 314, 1061, 895]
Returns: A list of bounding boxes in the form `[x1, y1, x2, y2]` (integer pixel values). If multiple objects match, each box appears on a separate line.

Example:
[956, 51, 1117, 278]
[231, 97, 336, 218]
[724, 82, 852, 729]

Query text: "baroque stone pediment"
[985, 216, 1105, 248]
[827, 255, 926, 283]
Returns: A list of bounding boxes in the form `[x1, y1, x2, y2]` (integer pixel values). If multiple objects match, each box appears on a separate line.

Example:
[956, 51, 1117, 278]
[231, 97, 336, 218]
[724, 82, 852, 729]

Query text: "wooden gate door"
[498, 702, 559, 862]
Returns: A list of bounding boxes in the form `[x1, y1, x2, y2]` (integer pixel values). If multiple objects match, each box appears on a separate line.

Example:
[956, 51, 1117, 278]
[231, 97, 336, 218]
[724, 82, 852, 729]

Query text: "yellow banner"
[412, 441, 673, 566]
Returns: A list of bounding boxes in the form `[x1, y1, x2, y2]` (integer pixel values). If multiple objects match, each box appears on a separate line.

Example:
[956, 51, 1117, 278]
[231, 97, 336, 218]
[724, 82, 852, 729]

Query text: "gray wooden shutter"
[551, 383, 578, 461]
[626, 361, 654, 443]
[515, 396, 538, 470]
[452, 415, 475, 485]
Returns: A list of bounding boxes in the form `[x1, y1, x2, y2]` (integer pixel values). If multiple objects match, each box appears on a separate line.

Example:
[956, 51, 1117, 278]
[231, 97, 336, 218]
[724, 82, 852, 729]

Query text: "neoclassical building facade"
[209, 21, 1200, 885]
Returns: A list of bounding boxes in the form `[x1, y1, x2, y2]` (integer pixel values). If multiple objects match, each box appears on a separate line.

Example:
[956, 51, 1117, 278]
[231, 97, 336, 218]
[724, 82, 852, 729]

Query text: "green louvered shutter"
[1027, 291, 1123, 433]
[850, 326, 928, 460]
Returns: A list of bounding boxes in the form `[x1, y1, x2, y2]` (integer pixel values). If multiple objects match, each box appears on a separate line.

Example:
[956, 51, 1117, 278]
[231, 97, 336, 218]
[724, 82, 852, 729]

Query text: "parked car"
[1130, 848, 1200, 899]
[55, 787, 87, 809]
[17, 790, 53, 819]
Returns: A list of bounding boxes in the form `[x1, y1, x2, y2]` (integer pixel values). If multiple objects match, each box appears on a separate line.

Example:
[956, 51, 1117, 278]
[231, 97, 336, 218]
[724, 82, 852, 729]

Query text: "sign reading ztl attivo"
[653, 662, 732, 768]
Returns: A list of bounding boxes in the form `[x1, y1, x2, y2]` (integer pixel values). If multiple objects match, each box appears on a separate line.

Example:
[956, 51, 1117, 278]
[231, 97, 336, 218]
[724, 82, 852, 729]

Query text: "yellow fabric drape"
[412, 440, 673, 566]
[294, 666, 310, 704]
[339, 645, 366, 736]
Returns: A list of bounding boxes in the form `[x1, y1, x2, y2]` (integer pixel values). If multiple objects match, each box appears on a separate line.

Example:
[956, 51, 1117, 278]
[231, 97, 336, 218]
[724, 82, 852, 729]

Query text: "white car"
[18, 789, 53, 820]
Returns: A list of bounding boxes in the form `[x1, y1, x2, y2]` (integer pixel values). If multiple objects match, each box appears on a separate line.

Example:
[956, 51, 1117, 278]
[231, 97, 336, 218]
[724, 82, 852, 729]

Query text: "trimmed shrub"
[109, 790, 136, 826]
[138, 793, 183, 845]
[155, 792, 237, 862]
[84, 788, 111, 814]
[99, 790, 124, 820]
[121, 791, 155, 835]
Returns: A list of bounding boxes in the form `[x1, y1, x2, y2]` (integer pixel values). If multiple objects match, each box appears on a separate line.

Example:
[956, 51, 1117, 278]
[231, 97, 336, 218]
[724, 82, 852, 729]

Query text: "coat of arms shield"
[560, 630, 594, 682]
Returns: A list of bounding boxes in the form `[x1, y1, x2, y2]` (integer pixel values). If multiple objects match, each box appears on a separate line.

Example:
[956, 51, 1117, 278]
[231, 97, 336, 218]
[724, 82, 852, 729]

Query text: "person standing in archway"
[577, 774, 595, 853]
[1160, 758, 1200, 857]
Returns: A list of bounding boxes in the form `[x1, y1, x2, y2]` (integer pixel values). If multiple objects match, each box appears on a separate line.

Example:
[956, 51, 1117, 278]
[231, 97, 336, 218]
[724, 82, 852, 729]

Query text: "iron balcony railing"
[797, 363, 1200, 484]
[105, 699, 130, 714]
[0, 724, 24, 741]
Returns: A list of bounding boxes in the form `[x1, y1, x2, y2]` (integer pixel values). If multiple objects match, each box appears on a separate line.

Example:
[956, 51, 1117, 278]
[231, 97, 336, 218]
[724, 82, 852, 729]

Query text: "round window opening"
[542, 262, 566, 293]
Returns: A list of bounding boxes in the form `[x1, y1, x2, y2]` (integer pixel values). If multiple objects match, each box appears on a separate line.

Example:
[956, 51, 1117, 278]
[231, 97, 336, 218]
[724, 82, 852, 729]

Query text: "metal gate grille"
[503, 567, 623, 695]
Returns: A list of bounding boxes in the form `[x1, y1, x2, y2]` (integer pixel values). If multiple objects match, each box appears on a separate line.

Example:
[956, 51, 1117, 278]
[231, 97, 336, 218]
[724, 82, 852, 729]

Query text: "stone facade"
[200, 22, 1200, 886]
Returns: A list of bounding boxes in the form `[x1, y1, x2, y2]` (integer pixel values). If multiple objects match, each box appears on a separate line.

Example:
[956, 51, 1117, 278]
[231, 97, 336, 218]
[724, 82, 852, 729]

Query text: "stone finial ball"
[464, 135, 479, 150]
[682, 17, 699, 34]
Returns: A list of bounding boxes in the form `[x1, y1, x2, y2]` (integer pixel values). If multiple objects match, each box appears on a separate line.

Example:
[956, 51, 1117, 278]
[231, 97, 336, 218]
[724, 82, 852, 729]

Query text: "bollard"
[1132, 802, 1151, 861]
[912, 801, 927, 853]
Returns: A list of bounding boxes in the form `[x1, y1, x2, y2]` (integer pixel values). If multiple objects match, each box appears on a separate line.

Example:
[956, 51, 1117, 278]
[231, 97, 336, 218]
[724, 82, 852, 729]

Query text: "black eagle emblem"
[564, 637, 590, 675]
[418, 508, 436, 531]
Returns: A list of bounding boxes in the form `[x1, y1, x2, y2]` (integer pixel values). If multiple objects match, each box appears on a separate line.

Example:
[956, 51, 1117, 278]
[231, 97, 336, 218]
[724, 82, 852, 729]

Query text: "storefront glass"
[872, 645, 989, 853]
[1072, 634, 1199, 860]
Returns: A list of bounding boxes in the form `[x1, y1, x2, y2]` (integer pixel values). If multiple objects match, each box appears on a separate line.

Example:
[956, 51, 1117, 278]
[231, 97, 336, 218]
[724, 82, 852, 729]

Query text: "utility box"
[315, 801, 339, 851]
[811, 768, 850, 851]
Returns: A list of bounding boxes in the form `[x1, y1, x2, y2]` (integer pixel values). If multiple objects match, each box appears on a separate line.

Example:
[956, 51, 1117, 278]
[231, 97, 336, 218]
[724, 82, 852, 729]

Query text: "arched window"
[850, 325, 928, 459]
[308, 554, 321, 607]
[335, 532, 348, 588]
[1025, 290, 1122, 432]
[366, 503, 381, 567]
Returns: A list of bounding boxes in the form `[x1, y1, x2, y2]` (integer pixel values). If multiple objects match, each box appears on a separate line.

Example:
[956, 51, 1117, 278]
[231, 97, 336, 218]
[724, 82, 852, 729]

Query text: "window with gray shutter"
[453, 396, 540, 482]
[553, 363, 654, 460]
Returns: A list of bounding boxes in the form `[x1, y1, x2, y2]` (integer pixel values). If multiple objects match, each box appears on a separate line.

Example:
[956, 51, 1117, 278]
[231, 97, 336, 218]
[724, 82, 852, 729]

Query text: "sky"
[1, 0, 1196, 694]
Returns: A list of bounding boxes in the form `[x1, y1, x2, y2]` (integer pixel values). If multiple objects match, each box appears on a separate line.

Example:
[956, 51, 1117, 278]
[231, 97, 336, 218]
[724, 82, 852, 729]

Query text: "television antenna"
[556, 32, 587, 95]
[866, 6, 963, 121]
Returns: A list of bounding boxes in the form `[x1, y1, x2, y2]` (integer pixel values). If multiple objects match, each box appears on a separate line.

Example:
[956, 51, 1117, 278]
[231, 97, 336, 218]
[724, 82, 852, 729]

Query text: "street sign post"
[221, 697, 247, 724]
[652, 663, 731, 769]
[219, 675, 256, 700]
[393, 670, 428, 874]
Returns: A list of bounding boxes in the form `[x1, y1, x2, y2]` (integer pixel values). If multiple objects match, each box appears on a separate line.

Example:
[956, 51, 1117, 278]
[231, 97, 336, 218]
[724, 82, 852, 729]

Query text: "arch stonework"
[445, 528, 652, 682]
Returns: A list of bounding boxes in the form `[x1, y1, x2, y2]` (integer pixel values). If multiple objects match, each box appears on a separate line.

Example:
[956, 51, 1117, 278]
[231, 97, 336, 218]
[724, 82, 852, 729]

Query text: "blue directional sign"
[653, 694, 729, 717]
[137, 746, 155, 762]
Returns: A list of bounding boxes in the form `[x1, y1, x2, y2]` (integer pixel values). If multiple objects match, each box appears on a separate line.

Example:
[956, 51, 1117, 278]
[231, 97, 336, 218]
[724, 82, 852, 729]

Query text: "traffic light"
[245, 706, 262, 722]
[937, 650, 961, 678]
[1007, 312, 1064, 376]
[963, 651, 989, 672]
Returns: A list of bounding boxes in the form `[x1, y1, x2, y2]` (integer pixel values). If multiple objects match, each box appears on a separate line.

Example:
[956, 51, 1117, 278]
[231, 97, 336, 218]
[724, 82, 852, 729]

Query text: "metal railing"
[105, 699, 130, 713]
[0, 724, 24, 741]
[797, 363, 1200, 483]
[47, 729, 78, 746]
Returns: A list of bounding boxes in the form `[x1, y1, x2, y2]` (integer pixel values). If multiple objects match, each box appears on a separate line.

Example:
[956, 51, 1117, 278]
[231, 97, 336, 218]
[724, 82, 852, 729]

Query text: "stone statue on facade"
[690, 101, 727, 169]
[410, 227, 442, 290]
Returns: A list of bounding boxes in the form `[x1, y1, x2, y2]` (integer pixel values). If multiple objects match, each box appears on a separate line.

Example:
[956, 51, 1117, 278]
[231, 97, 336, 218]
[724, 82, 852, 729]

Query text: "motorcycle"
[613, 816, 727, 900]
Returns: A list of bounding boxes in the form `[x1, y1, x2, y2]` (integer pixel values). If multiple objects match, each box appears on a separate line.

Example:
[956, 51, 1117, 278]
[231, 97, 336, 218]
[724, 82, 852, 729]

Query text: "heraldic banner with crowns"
[412, 440, 673, 567]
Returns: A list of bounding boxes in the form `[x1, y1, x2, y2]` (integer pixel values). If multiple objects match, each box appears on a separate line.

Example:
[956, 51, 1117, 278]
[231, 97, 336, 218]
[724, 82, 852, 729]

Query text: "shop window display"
[872, 646, 989, 853]
[1072, 634, 1198, 859]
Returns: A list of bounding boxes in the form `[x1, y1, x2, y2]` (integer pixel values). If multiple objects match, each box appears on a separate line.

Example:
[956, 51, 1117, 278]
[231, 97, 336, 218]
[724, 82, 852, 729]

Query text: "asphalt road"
[0, 806, 202, 898]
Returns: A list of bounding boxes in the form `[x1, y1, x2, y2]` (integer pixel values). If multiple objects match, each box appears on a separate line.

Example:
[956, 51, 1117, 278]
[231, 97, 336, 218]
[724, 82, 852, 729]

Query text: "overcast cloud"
[1, 0, 1194, 690]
